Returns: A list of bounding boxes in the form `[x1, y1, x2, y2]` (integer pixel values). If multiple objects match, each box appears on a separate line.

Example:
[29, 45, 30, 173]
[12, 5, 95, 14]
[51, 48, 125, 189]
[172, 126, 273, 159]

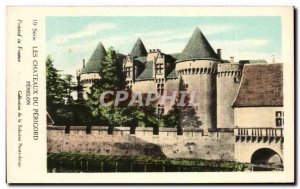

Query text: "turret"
[130, 38, 147, 58]
[79, 42, 106, 99]
[217, 61, 243, 129]
[176, 28, 220, 132]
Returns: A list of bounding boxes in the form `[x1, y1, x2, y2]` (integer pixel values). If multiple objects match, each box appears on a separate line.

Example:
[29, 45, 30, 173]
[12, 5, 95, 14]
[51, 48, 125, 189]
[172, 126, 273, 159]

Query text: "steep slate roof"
[176, 28, 219, 63]
[130, 38, 147, 58]
[169, 53, 181, 60]
[136, 61, 154, 81]
[117, 53, 126, 64]
[233, 63, 283, 107]
[166, 68, 177, 79]
[81, 42, 106, 74]
[135, 53, 179, 81]
[239, 59, 267, 64]
[134, 56, 147, 64]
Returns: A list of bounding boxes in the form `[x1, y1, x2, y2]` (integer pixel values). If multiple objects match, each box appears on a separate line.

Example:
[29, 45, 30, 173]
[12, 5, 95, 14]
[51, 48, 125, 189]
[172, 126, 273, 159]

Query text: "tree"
[164, 76, 201, 130]
[87, 47, 127, 125]
[46, 55, 69, 106]
[164, 102, 181, 131]
[86, 47, 160, 128]
[98, 47, 126, 92]
[62, 74, 77, 104]
[46, 55, 91, 125]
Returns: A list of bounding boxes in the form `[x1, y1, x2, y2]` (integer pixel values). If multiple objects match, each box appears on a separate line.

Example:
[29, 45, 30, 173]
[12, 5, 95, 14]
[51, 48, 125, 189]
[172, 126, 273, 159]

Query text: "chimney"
[217, 49, 222, 59]
[82, 59, 85, 68]
[230, 56, 234, 64]
[272, 55, 275, 63]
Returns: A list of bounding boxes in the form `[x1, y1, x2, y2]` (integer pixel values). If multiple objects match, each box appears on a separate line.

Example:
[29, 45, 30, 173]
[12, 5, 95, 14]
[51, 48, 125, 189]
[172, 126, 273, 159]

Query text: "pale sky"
[46, 16, 282, 76]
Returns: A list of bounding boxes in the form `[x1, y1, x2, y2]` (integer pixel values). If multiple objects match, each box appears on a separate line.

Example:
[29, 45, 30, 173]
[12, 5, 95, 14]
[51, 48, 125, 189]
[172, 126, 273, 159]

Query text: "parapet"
[217, 63, 243, 77]
[47, 125, 204, 137]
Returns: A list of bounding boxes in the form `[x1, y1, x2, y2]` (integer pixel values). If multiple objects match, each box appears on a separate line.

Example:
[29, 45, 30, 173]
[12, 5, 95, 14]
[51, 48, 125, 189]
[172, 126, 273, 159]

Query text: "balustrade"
[234, 127, 283, 143]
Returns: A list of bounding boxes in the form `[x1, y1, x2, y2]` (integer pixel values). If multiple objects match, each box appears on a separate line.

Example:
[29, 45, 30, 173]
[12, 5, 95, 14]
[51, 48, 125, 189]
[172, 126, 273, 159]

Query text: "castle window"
[156, 63, 163, 75]
[157, 107, 164, 115]
[275, 111, 284, 127]
[157, 83, 164, 95]
[126, 85, 133, 91]
[125, 67, 131, 78]
[157, 89, 164, 95]
[234, 76, 241, 83]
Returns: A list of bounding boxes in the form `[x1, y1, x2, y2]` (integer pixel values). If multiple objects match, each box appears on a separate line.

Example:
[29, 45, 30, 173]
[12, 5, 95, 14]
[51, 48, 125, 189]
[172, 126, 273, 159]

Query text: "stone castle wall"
[176, 60, 218, 131]
[47, 126, 235, 161]
[132, 80, 156, 93]
[164, 78, 180, 113]
[217, 63, 243, 128]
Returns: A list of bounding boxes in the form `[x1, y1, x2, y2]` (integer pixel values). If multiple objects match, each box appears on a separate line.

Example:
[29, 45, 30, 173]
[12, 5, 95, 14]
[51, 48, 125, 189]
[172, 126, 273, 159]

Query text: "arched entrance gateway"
[251, 148, 283, 168]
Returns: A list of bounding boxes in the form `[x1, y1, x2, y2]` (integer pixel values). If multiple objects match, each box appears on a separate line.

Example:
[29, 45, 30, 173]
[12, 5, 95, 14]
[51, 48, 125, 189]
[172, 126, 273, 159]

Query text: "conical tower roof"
[81, 42, 106, 74]
[130, 38, 147, 58]
[176, 28, 219, 63]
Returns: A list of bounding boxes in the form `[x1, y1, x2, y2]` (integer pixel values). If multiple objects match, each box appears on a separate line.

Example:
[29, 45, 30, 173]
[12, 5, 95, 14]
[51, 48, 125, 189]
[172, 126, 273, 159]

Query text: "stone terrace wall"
[47, 126, 235, 161]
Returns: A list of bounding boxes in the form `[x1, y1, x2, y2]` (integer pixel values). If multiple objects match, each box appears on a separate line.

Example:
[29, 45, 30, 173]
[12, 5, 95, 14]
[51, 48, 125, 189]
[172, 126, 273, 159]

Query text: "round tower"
[176, 28, 220, 132]
[79, 42, 106, 99]
[217, 61, 243, 129]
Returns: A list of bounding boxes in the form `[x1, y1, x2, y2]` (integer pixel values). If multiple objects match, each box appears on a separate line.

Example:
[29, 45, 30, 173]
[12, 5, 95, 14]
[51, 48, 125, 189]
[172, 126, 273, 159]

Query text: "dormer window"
[125, 67, 131, 78]
[156, 63, 163, 75]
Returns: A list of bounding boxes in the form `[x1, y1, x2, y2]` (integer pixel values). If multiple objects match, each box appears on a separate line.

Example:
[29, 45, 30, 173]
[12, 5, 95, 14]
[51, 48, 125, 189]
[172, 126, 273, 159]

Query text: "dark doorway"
[251, 148, 283, 167]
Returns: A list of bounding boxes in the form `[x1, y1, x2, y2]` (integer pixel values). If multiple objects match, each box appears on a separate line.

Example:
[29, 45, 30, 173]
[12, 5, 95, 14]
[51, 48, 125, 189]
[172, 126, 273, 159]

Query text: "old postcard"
[6, 6, 294, 183]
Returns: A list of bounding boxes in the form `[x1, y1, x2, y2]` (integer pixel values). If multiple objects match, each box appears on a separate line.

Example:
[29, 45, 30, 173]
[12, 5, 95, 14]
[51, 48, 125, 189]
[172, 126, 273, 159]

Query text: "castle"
[76, 27, 282, 134]
[44, 27, 285, 166]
